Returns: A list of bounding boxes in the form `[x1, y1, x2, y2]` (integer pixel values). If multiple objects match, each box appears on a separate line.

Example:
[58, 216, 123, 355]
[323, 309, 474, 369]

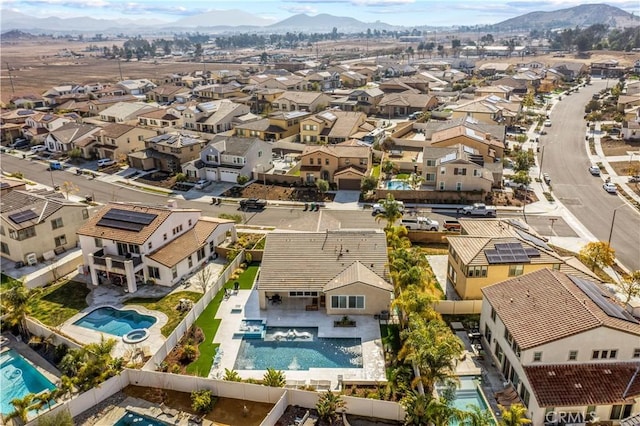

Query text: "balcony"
[92, 249, 143, 270]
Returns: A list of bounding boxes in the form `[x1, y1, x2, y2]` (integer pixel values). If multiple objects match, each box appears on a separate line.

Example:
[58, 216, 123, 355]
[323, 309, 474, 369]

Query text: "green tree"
[616, 270, 640, 304]
[499, 403, 531, 426]
[514, 151, 535, 172]
[463, 404, 495, 426]
[374, 194, 404, 230]
[512, 171, 532, 188]
[191, 389, 215, 414]
[36, 408, 74, 426]
[316, 391, 346, 422]
[316, 179, 329, 197]
[68, 148, 83, 163]
[381, 159, 396, 177]
[361, 175, 378, 193]
[398, 316, 463, 394]
[579, 241, 616, 271]
[175, 173, 187, 182]
[2, 280, 38, 339]
[522, 91, 535, 109]
[401, 391, 430, 425]
[181, 344, 197, 362]
[262, 368, 286, 387]
[35, 389, 58, 412]
[7, 393, 36, 424]
[237, 174, 250, 185]
[223, 368, 242, 382]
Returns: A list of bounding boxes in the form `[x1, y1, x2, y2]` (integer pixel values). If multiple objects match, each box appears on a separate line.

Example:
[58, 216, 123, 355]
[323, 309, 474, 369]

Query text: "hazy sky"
[3, 0, 639, 26]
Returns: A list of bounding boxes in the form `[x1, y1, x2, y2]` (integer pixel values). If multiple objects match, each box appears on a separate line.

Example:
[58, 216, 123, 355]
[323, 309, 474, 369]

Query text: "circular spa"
[122, 328, 151, 344]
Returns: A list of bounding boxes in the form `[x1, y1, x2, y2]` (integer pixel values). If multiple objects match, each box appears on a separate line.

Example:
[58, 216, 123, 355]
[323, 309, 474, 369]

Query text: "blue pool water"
[386, 179, 411, 190]
[234, 327, 362, 370]
[439, 376, 495, 425]
[0, 350, 57, 416]
[114, 411, 169, 426]
[73, 307, 157, 337]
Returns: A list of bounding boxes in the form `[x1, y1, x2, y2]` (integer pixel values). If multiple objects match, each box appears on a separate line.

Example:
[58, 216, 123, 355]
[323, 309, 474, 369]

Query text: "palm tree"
[85, 334, 117, 358]
[57, 375, 75, 400]
[463, 404, 495, 426]
[223, 368, 242, 382]
[2, 280, 37, 339]
[375, 194, 404, 230]
[424, 397, 465, 425]
[401, 391, 430, 425]
[7, 393, 36, 424]
[262, 368, 286, 387]
[316, 392, 346, 422]
[499, 403, 532, 426]
[35, 389, 58, 412]
[384, 225, 411, 251]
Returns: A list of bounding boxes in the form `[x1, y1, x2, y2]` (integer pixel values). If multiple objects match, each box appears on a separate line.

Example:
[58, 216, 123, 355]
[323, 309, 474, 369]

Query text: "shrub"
[191, 389, 216, 414]
[237, 175, 249, 185]
[170, 364, 181, 374]
[181, 344, 197, 363]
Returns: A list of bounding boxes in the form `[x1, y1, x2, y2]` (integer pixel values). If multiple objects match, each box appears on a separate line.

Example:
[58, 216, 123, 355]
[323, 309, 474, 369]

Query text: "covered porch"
[259, 289, 326, 311]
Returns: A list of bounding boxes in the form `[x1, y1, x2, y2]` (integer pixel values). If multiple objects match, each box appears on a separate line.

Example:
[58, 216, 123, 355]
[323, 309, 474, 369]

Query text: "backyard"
[29, 280, 90, 326]
[124, 291, 203, 336]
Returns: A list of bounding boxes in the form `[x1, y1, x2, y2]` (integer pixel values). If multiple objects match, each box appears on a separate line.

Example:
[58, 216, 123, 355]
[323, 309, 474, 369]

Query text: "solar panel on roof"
[495, 243, 511, 251]
[515, 229, 551, 251]
[9, 210, 38, 224]
[524, 248, 541, 257]
[96, 218, 144, 232]
[102, 208, 157, 225]
[569, 276, 639, 324]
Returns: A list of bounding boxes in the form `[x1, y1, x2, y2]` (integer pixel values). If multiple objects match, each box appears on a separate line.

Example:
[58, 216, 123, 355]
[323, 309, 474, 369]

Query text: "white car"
[543, 119, 552, 127]
[504, 179, 531, 191]
[603, 182, 617, 194]
[588, 166, 601, 176]
[372, 200, 405, 215]
[97, 158, 115, 167]
[30, 145, 48, 153]
[194, 179, 210, 190]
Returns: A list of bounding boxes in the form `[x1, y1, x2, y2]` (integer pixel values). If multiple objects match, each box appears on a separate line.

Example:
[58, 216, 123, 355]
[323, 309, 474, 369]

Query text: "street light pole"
[607, 205, 625, 247]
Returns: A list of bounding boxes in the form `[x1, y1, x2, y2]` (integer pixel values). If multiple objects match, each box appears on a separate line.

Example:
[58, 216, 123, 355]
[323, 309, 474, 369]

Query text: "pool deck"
[0, 333, 62, 386]
[100, 396, 215, 426]
[209, 289, 387, 390]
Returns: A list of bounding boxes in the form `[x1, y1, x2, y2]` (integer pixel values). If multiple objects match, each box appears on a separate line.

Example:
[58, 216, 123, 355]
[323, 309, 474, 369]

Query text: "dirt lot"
[224, 183, 334, 203]
[600, 136, 640, 156]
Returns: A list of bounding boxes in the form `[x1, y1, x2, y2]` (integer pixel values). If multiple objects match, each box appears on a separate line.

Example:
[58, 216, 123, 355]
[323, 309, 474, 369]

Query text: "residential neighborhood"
[1, 6, 640, 426]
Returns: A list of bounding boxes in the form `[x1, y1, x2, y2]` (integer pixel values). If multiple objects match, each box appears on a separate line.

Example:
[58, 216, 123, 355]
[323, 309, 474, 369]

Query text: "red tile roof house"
[77, 201, 236, 293]
[480, 269, 640, 425]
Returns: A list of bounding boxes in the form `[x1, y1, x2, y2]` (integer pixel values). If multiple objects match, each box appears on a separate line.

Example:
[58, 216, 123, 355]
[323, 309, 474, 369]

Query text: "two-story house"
[299, 143, 372, 189]
[145, 84, 190, 104]
[96, 123, 157, 161]
[85, 95, 139, 116]
[98, 102, 159, 124]
[137, 109, 182, 129]
[339, 70, 368, 88]
[183, 136, 271, 183]
[300, 110, 371, 145]
[428, 121, 505, 168]
[116, 79, 157, 97]
[44, 122, 101, 155]
[270, 91, 332, 113]
[1, 190, 91, 265]
[23, 113, 72, 143]
[446, 218, 600, 300]
[377, 93, 439, 118]
[481, 269, 640, 425]
[77, 201, 236, 293]
[424, 144, 495, 192]
[192, 82, 244, 101]
[193, 100, 250, 135]
[330, 88, 385, 115]
[305, 71, 341, 91]
[251, 74, 311, 91]
[234, 111, 310, 142]
[129, 133, 207, 173]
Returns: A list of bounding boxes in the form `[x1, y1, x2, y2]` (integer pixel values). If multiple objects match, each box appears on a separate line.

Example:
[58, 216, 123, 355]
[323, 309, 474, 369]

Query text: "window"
[289, 291, 318, 297]
[609, 350, 617, 359]
[552, 263, 561, 270]
[331, 295, 364, 309]
[504, 329, 514, 345]
[163, 233, 167, 240]
[508, 264, 524, 277]
[439, 182, 445, 191]
[54, 235, 67, 247]
[568, 350, 578, 361]
[425, 173, 436, 182]
[484, 325, 492, 343]
[209, 241, 215, 254]
[359, 158, 367, 166]
[94, 237, 103, 248]
[473, 169, 481, 177]
[592, 350, 599, 359]
[325, 158, 330, 165]
[456, 182, 462, 191]
[440, 167, 446, 174]
[258, 151, 262, 158]
[633, 348, 640, 358]
[610, 404, 633, 420]
[188, 256, 193, 268]
[148, 242, 152, 250]
[51, 218, 64, 229]
[426, 159, 436, 167]
[148, 266, 160, 279]
[197, 247, 206, 261]
[188, 219, 192, 227]
[453, 167, 467, 175]
[309, 158, 314, 165]
[467, 265, 488, 278]
[490, 307, 497, 322]
[0, 226, 4, 236]
[14, 226, 36, 240]
[0, 242, 9, 255]
[533, 352, 542, 362]
[519, 386, 530, 407]
[171, 266, 177, 279]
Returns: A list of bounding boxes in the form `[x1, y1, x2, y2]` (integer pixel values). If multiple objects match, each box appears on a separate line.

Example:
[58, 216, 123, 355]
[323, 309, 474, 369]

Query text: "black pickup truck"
[239, 198, 267, 211]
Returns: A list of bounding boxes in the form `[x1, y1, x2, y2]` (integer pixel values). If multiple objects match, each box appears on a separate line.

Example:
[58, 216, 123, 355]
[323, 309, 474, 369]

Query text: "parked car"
[30, 145, 48, 153]
[97, 158, 115, 167]
[443, 220, 461, 232]
[504, 179, 531, 191]
[543, 119, 552, 127]
[372, 200, 405, 216]
[460, 203, 497, 217]
[239, 198, 267, 210]
[543, 173, 551, 185]
[629, 176, 640, 183]
[8, 138, 29, 149]
[401, 217, 439, 231]
[603, 182, 617, 194]
[588, 166, 601, 176]
[194, 179, 210, 190]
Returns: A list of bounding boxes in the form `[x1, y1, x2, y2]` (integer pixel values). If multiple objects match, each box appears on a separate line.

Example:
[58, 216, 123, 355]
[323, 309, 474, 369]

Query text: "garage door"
[205, 169, 217, 181]
[338, 178, 361, 190]
[220, 170, 239, 183]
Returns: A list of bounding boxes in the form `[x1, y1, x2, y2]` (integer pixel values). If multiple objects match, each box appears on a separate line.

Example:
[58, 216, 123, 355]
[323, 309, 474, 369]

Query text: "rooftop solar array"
[485, 242, 537, 264]
[515, 228, 551, 251]
[570, 275, 639, 324]
[96, 208, 158, 232]
[8, 210, 38, 224]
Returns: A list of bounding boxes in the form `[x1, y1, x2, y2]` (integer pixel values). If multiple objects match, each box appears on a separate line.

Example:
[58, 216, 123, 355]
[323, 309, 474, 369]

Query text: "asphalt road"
[540, 79, 640, 270]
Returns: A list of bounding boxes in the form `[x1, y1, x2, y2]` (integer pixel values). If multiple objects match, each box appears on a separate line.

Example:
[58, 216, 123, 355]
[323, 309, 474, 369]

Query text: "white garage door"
[220, 170, 239, 183]
[205, 169, 217, 181]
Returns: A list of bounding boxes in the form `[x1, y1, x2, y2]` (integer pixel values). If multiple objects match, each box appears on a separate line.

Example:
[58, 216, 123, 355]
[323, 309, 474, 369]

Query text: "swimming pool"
[114, 410, 169, 426]
[440, 376, 495, 425]
[0, 350, 57, 416]
[234, 327, 362, 370]
[73, 307, 157, 337]
[386, 179, 411, 190]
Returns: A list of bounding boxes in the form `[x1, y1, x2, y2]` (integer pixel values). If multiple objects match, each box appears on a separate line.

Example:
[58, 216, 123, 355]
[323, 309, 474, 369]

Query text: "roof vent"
[574, 383, 582, 389]
[547, 371, 556, 376]
[604, 369, 612, 374]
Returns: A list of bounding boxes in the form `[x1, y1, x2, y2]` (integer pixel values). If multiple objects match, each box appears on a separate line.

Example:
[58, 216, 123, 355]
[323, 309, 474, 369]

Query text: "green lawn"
[186, 265, 259, 376]
[30, 280, 90, 326]
[395, 173, 410, 180]
[124, 291, 203, 337]
[371, 164, 380, 179]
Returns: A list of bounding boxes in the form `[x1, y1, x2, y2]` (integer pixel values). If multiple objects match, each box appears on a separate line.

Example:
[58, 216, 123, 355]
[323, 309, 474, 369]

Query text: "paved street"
[540, 79, 640, 270]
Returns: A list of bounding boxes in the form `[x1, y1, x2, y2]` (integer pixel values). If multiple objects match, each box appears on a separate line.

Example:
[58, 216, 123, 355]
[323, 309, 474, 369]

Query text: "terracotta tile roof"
[524, 362, 640, 407]
[323, 261, 393, 292]
[77, 202, 174, 244]
[100, 123, 135, 138]
[146, 218, 221, 267]
[482, 269, 640, 349]
[258, 230, 390, 292]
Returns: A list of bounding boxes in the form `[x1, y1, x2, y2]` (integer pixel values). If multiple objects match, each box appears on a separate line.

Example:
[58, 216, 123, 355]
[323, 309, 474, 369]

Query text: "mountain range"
[0, 4, 638, 35]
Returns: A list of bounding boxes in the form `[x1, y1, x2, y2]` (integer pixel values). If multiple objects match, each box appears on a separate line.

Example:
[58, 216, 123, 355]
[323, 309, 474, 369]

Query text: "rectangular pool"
[234, 327, 362, 370]
[0, 350, 57, 416]
[73, 307, 156, 337]
[441, 376, 495, 425]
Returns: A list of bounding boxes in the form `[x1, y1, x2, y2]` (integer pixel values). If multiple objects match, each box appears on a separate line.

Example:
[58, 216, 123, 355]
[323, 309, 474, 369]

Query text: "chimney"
[167, 199, 178, 209]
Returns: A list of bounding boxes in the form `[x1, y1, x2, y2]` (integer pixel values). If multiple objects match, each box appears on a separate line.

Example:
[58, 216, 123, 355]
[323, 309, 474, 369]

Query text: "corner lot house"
[1, 190, 90, 265]
[257, 230, 393, 315]
[77, 202, 235, 293]
[480, 269, 640, 425]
